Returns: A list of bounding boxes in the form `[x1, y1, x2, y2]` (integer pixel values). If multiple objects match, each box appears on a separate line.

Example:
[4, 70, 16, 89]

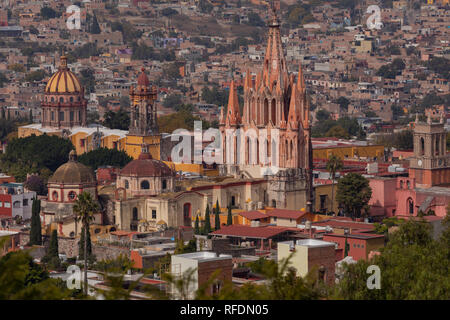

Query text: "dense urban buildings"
[0, 0, 448, 303]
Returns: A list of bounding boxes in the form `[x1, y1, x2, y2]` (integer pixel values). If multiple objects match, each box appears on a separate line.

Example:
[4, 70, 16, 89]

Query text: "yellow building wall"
[314, 184, 339, 214]
[313, 145, 384, 160]
[18, 127, 61, 138]
[125, 134, 161, 160]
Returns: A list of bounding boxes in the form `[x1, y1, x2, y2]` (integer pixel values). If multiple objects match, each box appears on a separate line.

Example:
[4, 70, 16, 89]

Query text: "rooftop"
[210, 225, 290, 239]
[174, 251, 232, 262]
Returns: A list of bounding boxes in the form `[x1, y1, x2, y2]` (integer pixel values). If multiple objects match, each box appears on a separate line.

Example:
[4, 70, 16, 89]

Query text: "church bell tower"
[125, 68, 161, 160]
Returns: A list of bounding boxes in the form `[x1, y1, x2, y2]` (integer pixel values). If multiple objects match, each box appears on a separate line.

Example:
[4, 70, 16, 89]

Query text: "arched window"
[59, 97, 64, 103]
[124, 180, 129, 189]
[420, 137, 425, 156]
[263, 99, 269, 124]
[140, 180, 149, 189]
[285, 139, 289, 160]
[400, 180, 404, 189]
[290, 140, 294, 161]
[408, 198, 414, 215]
[132, 207, 138, 221]
[162, 179, 167, 190]
[69, 232, 75, 238]
[52, 191, 58, 201]
[435, 136, 440, 155]
[407, 180, 410, 189]
[68, 191, 77, 201]
[70, 97, 74, 102]
[51, 97, 55, 102]
[272, 200, 276, 208]
[271, 99, 276, 123]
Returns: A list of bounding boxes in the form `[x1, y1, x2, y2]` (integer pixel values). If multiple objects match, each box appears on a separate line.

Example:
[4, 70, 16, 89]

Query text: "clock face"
[418, 160, 423, 167]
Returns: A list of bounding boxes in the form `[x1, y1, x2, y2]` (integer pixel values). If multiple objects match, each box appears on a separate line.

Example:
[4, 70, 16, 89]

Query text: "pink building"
[369, 116, 450, 219]
[369, 176, 450, 218]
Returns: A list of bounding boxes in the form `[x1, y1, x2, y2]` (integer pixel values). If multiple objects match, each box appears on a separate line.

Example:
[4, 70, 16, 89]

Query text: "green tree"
[0, 134, 74, 181]
[0, 248, 71, 299]
[78, 226, 93, 263]
[40, 7, 59, 20]
[316, 109, 331, 122]
[73, 192, 99, 295]
[90, 14, 101, 34]
[335, 218, 449, 299]
[29, 198, 42, 245]
[336, 173, 372, 220]
[25, 70, 47, 82]
[78, 148, 132, 170]
[194, 215, 200, 234]
[227, 204, 232, 226]
[102, 109, 130, 130]
[43, 230, 61, 269]
[214, 200, 221, 230]
[325, 125, 350, 139]
[326, 155, 343, 214]
[203, 204, 211, 235]
[336, 97, 350, 112]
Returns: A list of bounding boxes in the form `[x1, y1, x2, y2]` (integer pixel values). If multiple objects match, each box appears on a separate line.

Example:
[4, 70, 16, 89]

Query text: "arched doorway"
[183, 203, 192, 226]
[131, 207, 138, 231]
[407, 198, 414, 215]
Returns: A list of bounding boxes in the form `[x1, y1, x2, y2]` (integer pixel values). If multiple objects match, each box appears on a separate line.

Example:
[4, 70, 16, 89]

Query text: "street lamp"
[344, 228, 350, 258]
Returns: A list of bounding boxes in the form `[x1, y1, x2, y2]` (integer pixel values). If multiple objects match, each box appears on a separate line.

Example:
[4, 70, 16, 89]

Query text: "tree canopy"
[102, 109, 130, 130]
[335, 217, 450, 299]
[0, 134, 74, 181]
[336, 173, 372, 219]
[78, 148, 133, 170]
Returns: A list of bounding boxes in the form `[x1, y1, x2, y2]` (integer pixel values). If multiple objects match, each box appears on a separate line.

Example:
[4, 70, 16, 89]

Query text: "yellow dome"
[45, 56, 82, 94]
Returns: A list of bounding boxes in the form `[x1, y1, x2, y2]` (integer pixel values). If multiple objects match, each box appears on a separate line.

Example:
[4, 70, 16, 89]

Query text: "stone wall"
[93, 245, 130, 261]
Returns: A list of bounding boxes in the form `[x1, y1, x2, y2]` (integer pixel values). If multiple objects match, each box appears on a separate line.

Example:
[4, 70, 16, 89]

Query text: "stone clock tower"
[409, 114, 450, 188]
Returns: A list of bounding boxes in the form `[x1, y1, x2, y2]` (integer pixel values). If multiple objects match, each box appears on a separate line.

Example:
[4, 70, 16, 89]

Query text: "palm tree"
[73, 191, 99, 296]
[326, 155, 343, 215]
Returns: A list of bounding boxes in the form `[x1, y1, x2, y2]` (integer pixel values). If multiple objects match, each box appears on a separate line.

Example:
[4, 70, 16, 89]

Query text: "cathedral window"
[408, 198, 414, 215]
[420, 137, 425, 156]
[141, 180, 149, 189]
[68, 191, 77, 201]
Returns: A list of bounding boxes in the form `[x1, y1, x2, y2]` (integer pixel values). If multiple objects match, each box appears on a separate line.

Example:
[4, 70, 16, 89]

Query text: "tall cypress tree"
[227, 204, 232, 226]
[78, 226, 92, 260]
[47, 229, 60, 269]
[48, 229, 59, 258]
[214, 200, 220, 230]
[30, 198, 42, 245]
[203, 204, 211, 235]
[194, 215, 200, 234]
[90, 14, 101, 34]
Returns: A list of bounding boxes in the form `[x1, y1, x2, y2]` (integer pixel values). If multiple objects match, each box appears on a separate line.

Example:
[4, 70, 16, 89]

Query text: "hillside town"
[0, 0, 449, 302]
